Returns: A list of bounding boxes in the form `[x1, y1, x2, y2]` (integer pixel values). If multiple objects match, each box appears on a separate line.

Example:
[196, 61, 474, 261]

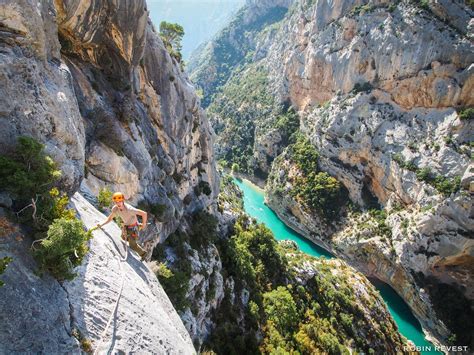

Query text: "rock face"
[176, 243, 225, 346]
[0, 194, 195, 354]
[0, 209, 79, 353]
[0, 0, 219, 251]
[0, 0, 220, 352]
[191, 0, 474, 347]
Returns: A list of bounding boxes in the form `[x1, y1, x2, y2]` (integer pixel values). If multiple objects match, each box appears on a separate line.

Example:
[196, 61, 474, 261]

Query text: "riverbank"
[232, 176, 443, 354]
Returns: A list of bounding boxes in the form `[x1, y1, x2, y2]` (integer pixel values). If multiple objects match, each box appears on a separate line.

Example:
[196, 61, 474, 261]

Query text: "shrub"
[32, 188, 76, 232]
[0, 137, 77, 235]
[415, 0, 430, 11]
[352, 4, 375, 15]
[416, 167, 433, 182]
[158, 268, 190, 312]
[0, 256, 12, 287]
[368, 209, 392, 239]
[72, 328, 93, 353]
[34, 217, 92, 280]
[97, 187, 113, 211]
[0, 136, 61, 199]
[155, 262, 173, 279]
[274, 107, 300, 144]
[231, 163, 240, 173]
[352, 82, 374, 94]
[457, 107, 474, 120]
[433, 175, 461, 196]
[189, 210, 218, 249]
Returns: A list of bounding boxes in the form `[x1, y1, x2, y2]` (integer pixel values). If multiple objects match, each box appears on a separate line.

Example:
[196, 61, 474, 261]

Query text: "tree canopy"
[159, 21, 185, 62]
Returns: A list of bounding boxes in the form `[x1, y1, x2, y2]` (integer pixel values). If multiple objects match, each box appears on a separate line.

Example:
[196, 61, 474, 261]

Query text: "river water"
[233, 177, 440, 354]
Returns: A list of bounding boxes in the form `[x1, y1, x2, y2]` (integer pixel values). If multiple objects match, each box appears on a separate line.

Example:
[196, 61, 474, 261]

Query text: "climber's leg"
[126, 226, 146, 259]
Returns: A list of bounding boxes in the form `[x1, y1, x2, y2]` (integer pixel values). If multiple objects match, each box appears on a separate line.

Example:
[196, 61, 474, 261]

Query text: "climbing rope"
[92, 226, 128, 355]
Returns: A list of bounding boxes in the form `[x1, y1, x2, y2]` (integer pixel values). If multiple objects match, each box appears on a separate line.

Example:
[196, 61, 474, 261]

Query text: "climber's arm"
[97, 209, 116, 229]
[136, 209, 148, 230]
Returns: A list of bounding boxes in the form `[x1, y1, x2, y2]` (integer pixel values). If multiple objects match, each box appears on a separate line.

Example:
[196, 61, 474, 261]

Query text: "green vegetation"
[0, 256, 12, 287]
[231, 163, 240, 174]
[273, 107, 300, 146]
[351, 4, 375, 15]
[413, 0, 430, 11]
[153, 229, 192, 312]
[388, 3, 398, 12]
[155, 262, 174, 279]
[263, 286, 298, 335]
[153, 210, 218, 312]
[0, 137, 91, 280]
[208, 65, 274, 174]
[189, 210, 218, 250]
[34, 217, 92, 280]
[217, 173, 244, 213]
[288, 135, 347, 220]
[97, 187, 112, 211]
[137, 200, 167, 222]
[368, 209, 392, 239]
[392, 153, 461, 195]
[457, 107, 474, 120]
[0, 136, 61, 199]
[352, 81, 374, 94]
[149, 203, 167, 220]
[195, 6, 288, 107]
[201, 214, 402, 353]
[159, 21, 185, 62]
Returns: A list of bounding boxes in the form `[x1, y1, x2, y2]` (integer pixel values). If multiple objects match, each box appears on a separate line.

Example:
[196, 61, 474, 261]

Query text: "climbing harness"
[93, 226, 128, 355]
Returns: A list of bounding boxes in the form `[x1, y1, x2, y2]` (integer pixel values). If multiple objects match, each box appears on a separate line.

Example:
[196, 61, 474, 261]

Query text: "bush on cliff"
[34, 217, 92, 280]
[457, 107, 474, 120]
[153, 229, 192, 312]
[392, 153, 461, 195]
[0, 137, 91, 280]
[0, 136, 61, 200]
[97, 187, 113, 211]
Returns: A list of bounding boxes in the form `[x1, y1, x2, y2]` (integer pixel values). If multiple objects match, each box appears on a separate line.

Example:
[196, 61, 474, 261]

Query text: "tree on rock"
[159, 21, 184, 62]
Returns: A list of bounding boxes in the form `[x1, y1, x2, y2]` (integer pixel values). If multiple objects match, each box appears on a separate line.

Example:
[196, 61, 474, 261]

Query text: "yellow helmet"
[112, 192, 125, 202]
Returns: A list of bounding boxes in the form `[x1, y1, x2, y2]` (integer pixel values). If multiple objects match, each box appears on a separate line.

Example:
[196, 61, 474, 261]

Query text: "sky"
[147, 0, 245, 60]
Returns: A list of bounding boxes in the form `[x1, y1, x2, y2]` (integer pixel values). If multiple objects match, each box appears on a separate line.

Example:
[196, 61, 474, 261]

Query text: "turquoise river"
[233, 177, 440, 354]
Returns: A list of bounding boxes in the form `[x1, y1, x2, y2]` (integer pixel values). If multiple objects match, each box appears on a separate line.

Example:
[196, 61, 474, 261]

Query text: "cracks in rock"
[59, 282, 76, 339]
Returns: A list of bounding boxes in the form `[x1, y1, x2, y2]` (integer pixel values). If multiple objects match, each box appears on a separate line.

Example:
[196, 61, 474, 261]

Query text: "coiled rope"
[92, 227, 128, 355]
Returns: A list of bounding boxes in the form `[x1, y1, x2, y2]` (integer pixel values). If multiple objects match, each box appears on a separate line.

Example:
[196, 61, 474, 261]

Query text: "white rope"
[93, 228, 128, 355]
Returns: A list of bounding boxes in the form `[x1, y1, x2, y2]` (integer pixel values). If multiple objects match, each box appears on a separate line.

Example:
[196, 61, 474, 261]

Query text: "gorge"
[189, 0, 473, 352]
[0, 0, 472, 354]
[233, 176, 439, 353]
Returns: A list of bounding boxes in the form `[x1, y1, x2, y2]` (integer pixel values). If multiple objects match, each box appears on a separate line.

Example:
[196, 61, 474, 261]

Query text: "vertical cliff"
[0, 0, 219, 352]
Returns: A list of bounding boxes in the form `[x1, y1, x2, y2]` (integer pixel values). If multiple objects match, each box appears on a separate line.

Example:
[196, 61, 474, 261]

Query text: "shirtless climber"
[96, 192, 148, 261]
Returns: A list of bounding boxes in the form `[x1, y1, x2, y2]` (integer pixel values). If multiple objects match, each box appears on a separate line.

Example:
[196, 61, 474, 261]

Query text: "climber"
[96, 192, 148, 261]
